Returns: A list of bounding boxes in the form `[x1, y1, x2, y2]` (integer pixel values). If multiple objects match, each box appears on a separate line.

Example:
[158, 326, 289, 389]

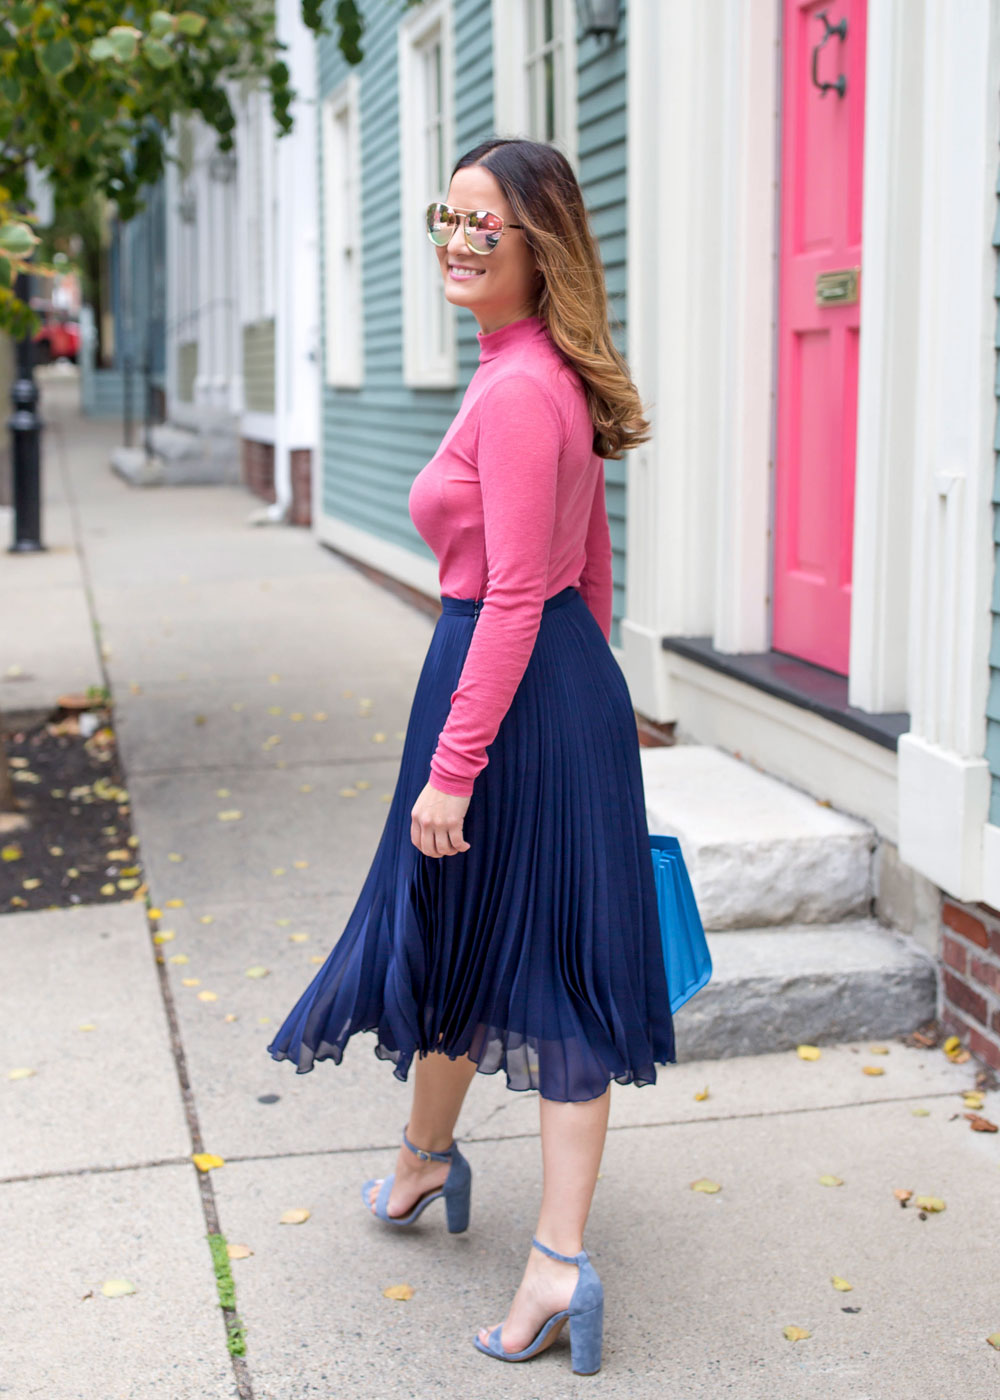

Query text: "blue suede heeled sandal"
[360, 1126, 472, 1233]
[473, 1236, 604, 1375]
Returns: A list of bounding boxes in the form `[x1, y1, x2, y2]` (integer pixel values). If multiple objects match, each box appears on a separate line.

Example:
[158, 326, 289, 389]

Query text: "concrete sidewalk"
[2, 375, 999, 1400]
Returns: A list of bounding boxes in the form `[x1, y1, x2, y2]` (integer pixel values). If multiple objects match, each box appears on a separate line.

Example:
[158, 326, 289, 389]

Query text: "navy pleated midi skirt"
[266, 583, 676, 1102]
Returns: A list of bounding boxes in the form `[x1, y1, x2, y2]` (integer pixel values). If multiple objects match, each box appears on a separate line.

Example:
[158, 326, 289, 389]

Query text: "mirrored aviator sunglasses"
[425, 201, 522, 255]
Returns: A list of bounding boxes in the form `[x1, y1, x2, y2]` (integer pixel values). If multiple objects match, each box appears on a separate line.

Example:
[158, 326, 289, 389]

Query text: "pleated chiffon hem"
[266, 584, 677, 1104]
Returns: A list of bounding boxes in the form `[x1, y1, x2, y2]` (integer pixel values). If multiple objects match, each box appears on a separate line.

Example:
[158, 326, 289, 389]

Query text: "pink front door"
[773, 0, 866, 675]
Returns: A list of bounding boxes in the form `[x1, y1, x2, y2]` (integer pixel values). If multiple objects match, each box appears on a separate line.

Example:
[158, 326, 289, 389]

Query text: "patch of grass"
[206, 1231, 247, 1356]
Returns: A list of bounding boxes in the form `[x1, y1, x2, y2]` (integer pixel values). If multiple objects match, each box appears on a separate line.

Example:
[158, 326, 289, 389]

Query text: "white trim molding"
[399, 0, 457, 389]
[896, 0, 999, 900]
[321, 72, 363, 389]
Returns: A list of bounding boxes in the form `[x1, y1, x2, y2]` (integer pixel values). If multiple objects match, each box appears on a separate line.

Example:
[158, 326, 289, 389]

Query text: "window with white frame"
[399, 0, 456, 388]
[322, 73, 363, 388]
[492, 0, 578, 171]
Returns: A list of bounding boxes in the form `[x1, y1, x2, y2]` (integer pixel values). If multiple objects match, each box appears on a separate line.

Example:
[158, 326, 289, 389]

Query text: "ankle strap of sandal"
[532, 1235, 586, 1264]
[402, 1127, 454, 1162]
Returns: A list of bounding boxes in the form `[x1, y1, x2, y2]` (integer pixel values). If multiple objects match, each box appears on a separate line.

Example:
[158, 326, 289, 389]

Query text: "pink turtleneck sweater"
[408, 313, 613, 798]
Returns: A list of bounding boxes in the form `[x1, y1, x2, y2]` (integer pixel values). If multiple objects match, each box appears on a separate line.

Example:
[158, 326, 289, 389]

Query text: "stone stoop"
[640, 745, 939, 1057]
[110, 421, 241, 487]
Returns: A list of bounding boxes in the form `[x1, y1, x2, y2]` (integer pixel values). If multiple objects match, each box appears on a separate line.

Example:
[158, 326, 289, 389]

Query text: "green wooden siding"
[990, 152, 1000, 824]
[243, 318, 276, 414]
[177, 340, 198, 402]
[318, 0, 631, 645]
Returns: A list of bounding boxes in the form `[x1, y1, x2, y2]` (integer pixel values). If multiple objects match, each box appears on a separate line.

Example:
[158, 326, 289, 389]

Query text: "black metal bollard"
[7, 270, 45, 553]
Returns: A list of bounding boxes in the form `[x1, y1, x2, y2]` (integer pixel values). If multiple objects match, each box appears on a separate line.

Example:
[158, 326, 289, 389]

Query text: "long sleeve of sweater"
[427, 372, 562, 797]
[577, 460, 613, 644]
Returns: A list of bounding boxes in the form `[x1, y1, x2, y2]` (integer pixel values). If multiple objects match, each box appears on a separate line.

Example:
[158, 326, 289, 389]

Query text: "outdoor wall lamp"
[575, 0, 621, 40]
[208, 150, 238, 184]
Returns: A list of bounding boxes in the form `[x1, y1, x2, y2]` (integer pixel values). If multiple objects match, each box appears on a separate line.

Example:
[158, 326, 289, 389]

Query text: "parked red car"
[33, 310, 80, 363]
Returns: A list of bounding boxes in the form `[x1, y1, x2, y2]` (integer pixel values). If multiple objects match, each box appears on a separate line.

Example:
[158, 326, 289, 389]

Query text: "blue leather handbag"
[649, 834, 712, 1013]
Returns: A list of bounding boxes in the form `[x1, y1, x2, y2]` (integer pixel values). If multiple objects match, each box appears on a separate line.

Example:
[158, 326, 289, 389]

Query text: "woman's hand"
[410, 781, 472, 858]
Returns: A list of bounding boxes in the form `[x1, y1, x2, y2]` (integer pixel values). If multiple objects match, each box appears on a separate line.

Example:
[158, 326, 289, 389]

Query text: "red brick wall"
[290, 448, 312, 528]
[939, 899, 1000, 1070]
[240, 440, 311, 527]
[241, 438, 275, 503]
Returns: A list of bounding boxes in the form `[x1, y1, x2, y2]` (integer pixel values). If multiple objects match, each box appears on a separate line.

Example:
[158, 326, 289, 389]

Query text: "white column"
[849, 0, 924, 714]
[624, 0, 779, 718]
[711, 0, 779, 655]
[896, 0, 999, 900]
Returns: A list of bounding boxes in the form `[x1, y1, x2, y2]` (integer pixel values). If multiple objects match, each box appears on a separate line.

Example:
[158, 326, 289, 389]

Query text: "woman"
[267, 137, 676, 1374]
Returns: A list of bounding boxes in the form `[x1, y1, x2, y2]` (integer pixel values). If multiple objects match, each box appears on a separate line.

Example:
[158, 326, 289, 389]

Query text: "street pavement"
[2, 373, 999, 1400]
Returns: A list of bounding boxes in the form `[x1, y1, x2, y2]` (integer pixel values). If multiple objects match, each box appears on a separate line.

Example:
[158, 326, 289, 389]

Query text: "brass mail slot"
[815, 267, 860, 305]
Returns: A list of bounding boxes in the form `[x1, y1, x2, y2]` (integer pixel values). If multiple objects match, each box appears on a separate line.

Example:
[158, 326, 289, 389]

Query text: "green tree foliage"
[0, 0, 395, 330]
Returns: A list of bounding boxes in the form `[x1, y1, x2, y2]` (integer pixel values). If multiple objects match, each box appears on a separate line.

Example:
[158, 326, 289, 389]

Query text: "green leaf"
[0, 257, 11, 289]
[150, 11, 175, 38]
[0, 76, 19, 103]
[107, 26, 141, 62]
[38, 36, 77, 78]
[88, 36, 116, 61]
[141, 36, 175, 70]
[0, 222, 38, 257]
[176, 12, 208, 37]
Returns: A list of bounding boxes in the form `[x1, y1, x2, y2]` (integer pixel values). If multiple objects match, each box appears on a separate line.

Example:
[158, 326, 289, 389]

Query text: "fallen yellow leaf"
[861, 1066, 885, 1076]
[372, 732, 387, 743]
[963, 1092, 985, 1110]
[167, 853, 184, 863]
[797, 1045, 821, 1060]
[279, 1208, 310, 1224]
[383, 1283, 415, 1301]
[914, 1195, 946, 1212]
[227, 1244, 253, 1259]
[77, 1023, 96, 1031]
[289, 931, 309, 942]
[181, 977, 201, 987]
[868, 1044, 889, 1054]
[911, 1107, 930, 1116]
[148, 907, 162, 919]
[293, 860, 308, 869]
[831, 1276, 853, 1291]
[224, 1013, 238, 1022]
[101, 1279, 136, 1297]
[893, 1188, 913, 1203]
[22, 877, 41, 890]
[106, 848, 129, 860]
[690, 1178, 721, 1193]
[783, 1325, 811, 1342]
[117, 878, 139, 891]
[199, 914, 214, 925]
[99, 883, 115, 896]
[165, 898, 184, 908]
[309, 954, 324, 963]
[49, 845, 64, 857]
[192, 1153, 225, 1172]
[818, 1175, 844, 1187]
[153, 930, 175, 944]
[1, 844, 22, 862]
[290, 712, 304, 722]
[197, 990, 218, 1002]
[245, 966, 270, 979]
[8, 1066, 36, 1080]
[693, 1086, 710, 1101]
[339, 787, 358, 798]
[942, 1035, 961, 1054]
[987, 1333, 1000, 1350]
[272, 867, 287, 877]
[217, 810, 243, 822]
[168, 953, 189, 964]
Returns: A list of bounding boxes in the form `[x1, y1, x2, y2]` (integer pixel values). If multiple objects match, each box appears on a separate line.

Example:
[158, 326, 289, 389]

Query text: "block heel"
[361, 1124, 472, 1230]
[473, 1235, 604, 1372]
[568, 1299, 604, 1375]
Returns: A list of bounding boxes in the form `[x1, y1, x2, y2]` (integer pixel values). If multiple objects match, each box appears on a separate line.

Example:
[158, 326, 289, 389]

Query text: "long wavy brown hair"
[450, 137, 651, 460]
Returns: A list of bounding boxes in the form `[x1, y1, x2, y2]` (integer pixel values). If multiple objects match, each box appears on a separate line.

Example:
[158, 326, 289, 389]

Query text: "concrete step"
[641, 744, 875, 929]
[670, 919, 938, 1060]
